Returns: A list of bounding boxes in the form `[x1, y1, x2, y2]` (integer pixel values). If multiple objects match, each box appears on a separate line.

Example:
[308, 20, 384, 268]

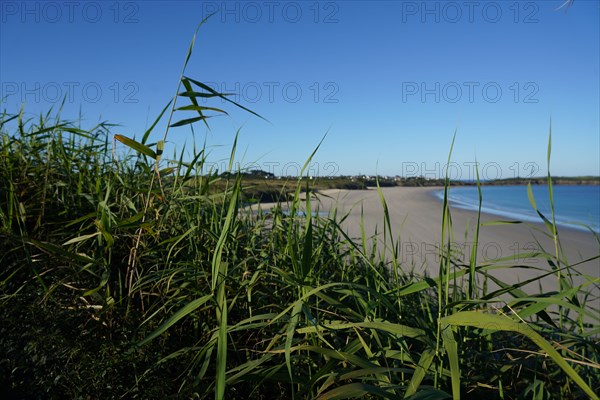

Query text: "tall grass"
[1, 24, 599, 399]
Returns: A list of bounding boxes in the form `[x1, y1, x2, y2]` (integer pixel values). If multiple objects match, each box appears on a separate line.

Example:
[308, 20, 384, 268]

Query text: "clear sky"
[1, 0, 599, 179]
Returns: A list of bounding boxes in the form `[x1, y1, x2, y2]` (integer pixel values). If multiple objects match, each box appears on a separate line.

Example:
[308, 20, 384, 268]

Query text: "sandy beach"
[258, 186, 600, 296]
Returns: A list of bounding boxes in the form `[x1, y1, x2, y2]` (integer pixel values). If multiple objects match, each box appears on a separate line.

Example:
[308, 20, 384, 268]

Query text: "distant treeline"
[210, 173, 598, 204]
[219, 170, 598, 189]
[484, 176, 600, 185]
[222, 170, 599, 185]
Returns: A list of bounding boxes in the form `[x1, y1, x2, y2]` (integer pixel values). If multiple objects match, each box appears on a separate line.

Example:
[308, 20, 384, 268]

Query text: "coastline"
[256, 186, 600, 295]
[434, 185, 600, 234]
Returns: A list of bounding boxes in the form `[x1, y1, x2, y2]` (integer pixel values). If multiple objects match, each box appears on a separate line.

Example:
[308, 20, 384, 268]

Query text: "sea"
[436, 185, 600, 233]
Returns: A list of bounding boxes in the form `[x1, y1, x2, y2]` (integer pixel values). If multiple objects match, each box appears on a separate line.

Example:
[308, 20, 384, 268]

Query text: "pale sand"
[257, 187, 600, 296]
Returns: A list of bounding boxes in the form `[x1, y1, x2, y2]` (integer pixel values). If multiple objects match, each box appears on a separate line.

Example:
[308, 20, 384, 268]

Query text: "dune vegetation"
[1, 23, 599, 399]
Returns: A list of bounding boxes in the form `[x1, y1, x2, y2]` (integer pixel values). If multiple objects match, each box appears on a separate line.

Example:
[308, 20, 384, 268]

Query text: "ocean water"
[436, 185, 600, 233]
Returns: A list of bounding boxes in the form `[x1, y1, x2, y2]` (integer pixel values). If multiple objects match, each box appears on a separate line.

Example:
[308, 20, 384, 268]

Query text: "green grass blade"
[175, 104, 228, 114]
[296, 320, 425, 340]
[405, 349, 435, 398]
[142, 100, 172, 144]
[441, 311, 599, 400]
[215, 262, 229, 400]
[169, 115, 211, 128]
[286, 301, 304, 396]
[184, 76, 267, 122]
[527, 183, 537, 210]
[441, 326, 460, 399]
[114, 134, 156, 159]
[133, 294, 213, 349]
[469, 158, 482, 299]
[316, 382, 399, 399]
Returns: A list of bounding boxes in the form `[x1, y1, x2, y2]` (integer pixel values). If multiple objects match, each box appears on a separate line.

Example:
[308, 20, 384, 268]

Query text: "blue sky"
[1, 0, 599, 178]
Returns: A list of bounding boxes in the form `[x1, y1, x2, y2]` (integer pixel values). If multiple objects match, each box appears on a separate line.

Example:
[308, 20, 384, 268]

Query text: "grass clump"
[1, 24, 599, 400]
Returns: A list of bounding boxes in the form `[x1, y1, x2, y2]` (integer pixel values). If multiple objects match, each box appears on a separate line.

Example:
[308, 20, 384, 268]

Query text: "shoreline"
[427, 186, 600, 236]
[256, 186, 599, 295]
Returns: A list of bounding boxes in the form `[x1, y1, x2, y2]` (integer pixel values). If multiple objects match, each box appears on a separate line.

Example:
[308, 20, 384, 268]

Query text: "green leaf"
[180, 78, 210, 130]
[296, 320, 425, 339]
[527, 183, 537, 210]
[62, 232, 100, 246]
[185, 76, 268, 122]
[404, 349, 435, 398]
[114, 134, 156, 159]
[285, 301, 303, 391]
[159, 167, 176, 175]
[407, 389, 452, 400]
[169, 116, 211, 128]
[441, 311, 599, 400]
[441, 326, 460, 399]
[142, 100, 172, 144]
[215, 266, 229, 400]
[178, 90, 229, 99]
[30, 239, 96, 264]
[83, 271, 109, 296]
[133, 294, 213, 349]
[175, 104, 229, 114]
[317, 382, 399, 399]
